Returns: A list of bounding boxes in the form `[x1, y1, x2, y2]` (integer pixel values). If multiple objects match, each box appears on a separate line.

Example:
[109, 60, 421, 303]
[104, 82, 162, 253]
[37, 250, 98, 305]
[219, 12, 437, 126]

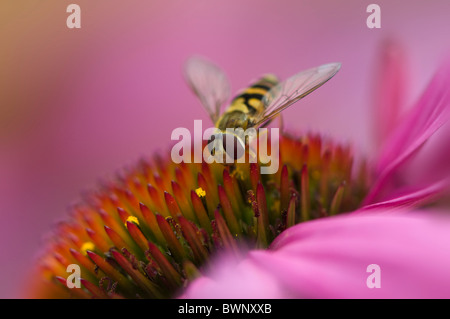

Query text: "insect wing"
[253, 63, 341, 127]
[184, 56, 231, 123]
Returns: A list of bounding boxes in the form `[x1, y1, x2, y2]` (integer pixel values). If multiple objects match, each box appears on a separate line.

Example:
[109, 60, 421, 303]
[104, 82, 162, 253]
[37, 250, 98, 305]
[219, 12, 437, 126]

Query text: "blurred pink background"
[1, 0, 450, 297]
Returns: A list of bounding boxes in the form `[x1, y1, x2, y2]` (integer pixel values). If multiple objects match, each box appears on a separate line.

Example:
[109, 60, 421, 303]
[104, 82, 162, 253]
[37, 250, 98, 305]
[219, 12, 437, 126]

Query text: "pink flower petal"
[360, 179, 450, 211]
[178, 254, 290, 299]
[364, 60, 450, 204]
[182, 212, 450, 298]
[372, 40, 408, 148]
[397, 119, 450, 188]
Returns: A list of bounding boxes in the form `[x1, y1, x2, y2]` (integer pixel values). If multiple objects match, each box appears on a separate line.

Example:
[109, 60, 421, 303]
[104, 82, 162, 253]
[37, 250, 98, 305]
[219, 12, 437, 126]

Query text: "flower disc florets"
[33, 133, 369, 298]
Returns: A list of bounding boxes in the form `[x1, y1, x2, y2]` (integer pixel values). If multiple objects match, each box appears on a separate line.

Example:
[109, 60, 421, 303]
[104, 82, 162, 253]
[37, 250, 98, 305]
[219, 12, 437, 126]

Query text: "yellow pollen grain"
[125, 216, 140, 228]
[195, 187, 206, 198]
[80, 242, 95, 256]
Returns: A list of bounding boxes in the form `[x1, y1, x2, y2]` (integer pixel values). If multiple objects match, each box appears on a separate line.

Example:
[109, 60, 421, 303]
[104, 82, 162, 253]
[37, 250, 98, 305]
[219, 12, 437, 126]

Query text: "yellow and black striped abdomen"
[216, 75, 279, 130]
[228, 74, 279, 115]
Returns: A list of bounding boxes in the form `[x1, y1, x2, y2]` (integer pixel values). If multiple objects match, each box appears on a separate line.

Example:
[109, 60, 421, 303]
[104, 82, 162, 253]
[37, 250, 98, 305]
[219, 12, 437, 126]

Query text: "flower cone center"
[34, 133, 370, 298]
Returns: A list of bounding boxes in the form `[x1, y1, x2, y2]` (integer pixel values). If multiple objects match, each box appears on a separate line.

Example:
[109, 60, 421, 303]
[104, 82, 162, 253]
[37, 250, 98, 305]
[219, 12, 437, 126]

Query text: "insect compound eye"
[222, 133, 245, 161]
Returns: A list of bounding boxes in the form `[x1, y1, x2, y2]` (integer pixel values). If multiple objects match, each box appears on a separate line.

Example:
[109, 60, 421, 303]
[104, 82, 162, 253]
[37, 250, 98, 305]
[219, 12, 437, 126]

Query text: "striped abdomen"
[216, 74, 279, 130]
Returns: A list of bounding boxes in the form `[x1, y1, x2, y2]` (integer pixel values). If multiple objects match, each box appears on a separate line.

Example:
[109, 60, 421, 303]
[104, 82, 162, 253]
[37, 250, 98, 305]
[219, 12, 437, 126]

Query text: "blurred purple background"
[1, 0, 450, 297]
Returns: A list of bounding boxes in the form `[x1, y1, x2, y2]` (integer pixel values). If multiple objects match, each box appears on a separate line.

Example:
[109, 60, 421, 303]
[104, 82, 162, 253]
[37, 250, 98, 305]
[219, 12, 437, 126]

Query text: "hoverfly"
[184, 56, 341, 163]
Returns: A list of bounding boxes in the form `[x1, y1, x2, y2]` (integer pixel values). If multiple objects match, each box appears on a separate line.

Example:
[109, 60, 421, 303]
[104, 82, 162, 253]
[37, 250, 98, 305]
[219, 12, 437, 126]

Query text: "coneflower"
[30, 133, 369, 298]
[28, 42, 450, 299]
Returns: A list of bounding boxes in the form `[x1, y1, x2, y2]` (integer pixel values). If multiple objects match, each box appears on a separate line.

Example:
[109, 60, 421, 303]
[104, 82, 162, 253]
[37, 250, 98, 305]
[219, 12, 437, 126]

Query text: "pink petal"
[360, 179, 450, 211]
[182, 212, 450, 298]
[396, 119, 450, 188]
[364, 60, 450, 204]
[178, 254, 290, 299]
[372, 40, 408, 149]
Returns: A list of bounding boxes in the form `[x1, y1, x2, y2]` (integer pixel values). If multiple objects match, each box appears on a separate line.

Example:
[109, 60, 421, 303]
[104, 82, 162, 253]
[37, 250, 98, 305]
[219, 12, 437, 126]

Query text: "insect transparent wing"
[252, 63, 341, 127]
[184, 56, 231, 123]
